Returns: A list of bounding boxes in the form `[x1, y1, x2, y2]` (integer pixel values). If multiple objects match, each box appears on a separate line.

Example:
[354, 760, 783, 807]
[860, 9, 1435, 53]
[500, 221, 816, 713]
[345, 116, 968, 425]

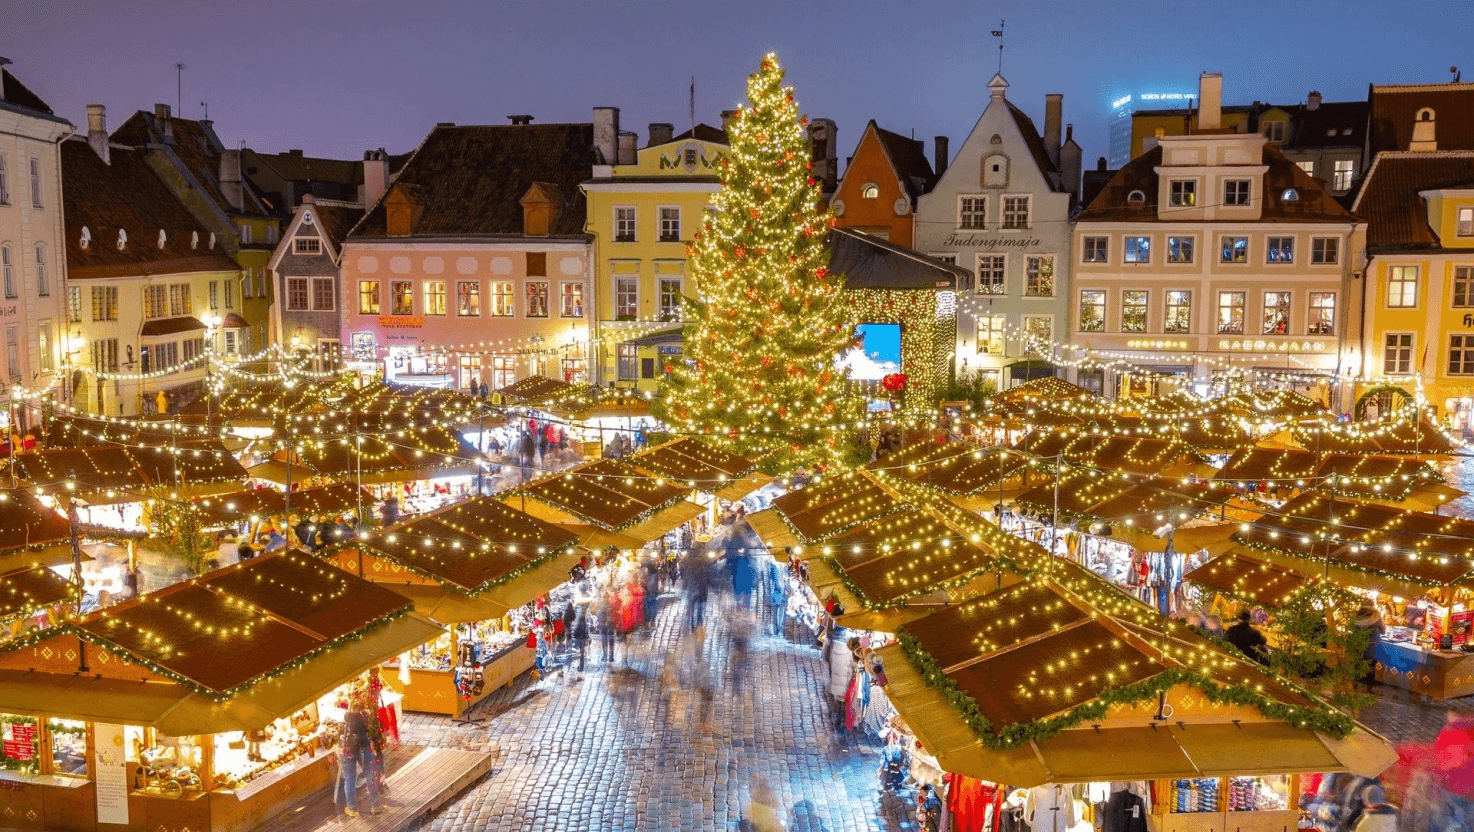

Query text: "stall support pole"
[68, 499, 88, 673]
[200, 735, 215, 792]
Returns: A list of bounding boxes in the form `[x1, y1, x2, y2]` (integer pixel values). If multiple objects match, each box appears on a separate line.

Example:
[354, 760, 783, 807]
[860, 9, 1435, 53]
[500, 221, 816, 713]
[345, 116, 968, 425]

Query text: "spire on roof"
[988, 73, 1009, 101]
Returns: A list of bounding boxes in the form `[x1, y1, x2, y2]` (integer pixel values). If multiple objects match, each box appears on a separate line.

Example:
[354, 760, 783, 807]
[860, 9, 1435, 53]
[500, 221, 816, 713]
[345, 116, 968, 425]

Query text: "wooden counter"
[387, 642, 536, 717]
[1375, 640, 1474, 700]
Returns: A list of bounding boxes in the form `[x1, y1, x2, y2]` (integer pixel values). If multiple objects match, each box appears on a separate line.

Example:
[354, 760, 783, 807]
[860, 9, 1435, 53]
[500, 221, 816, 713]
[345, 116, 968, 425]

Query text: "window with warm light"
[1217, 291, 1245, 334]
[1309, 292, 1336, 334]
[1164, 290, 1192, 332]
[1122, 290, 1148, 332]
[1384, 333, 1412, 374]
[1387, 266, 1418, 308]
[1078, 290, 1105, 332]
[1262, 291, 1291, 334]
[390, 281, 412, 315]
[359, 281, 380, 315]
[490, 281, 514, 316]
[423, 280, 447, 315]
[457, 281, 480, 316]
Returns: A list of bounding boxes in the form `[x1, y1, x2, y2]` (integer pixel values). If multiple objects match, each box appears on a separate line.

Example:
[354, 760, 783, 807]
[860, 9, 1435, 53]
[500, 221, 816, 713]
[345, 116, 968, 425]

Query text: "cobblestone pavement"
[400, 588, 913, 832]
[1360, 681, 1474, 745]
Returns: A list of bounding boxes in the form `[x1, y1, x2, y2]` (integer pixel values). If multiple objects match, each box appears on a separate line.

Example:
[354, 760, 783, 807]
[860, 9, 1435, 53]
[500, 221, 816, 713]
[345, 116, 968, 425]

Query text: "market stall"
[0, 551, 441, 832]
[876, 561, 1397, 832]
[0, 563, 74, 647]
[0, 488, 73, 573]
[191, 483, 375, 537]
[320, 496, 582, 716]
[510, 457, 705, 544]
[1221, 492, 1474, 699]
[868, 439, 1033, 514]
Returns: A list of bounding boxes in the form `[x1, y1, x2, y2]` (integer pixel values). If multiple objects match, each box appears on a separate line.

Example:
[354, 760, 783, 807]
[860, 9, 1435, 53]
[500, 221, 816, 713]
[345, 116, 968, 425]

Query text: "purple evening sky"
[2, 0, 1468, 166]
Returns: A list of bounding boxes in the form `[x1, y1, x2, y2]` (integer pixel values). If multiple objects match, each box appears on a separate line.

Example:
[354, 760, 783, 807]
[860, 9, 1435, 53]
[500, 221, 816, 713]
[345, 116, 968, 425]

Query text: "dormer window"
[158, 230, 167, 249]
[861, 183, 879, 199]
[1128, 190, 1146, 204]
[191, 230, 199, 249]
[1168, 180, 1196, 207]
[208, 232, 216, 249]
[79, 227, 91, 250]
[1417, 107, 1435, 122]
[1281, 188, 1300, 202]
[117, 229, 127, 250]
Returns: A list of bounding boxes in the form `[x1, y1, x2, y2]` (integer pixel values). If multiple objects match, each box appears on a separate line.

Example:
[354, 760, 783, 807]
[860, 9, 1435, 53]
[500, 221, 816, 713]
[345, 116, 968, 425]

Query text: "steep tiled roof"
[351, 123, 596, 238]
[312, 202, 366, 249]
[1078, 143, 1354, 223]
[0, 68, 54, 117]
[1368, 83, 1474, 155]
[248, 150, 362, 187]
[1007, 101, 1058, 179]
[112, 110, 270, 218]
[1284, 100, 1368, 150]
[60, 138, 239, 279]
[673, 123, 729, 144]
[1351, 151, 1474, 251]
[871, 124, 936, 198]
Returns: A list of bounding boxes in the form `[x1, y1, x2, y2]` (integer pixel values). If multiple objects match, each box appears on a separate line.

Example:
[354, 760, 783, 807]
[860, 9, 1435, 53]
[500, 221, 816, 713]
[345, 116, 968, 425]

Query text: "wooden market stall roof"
[1289, 419, 1455, 457]
[326, 495, 579, 596]
[869, 441, 1029, 496]
[993, 376, 1094, 405]
[12, 442, 248, 501]
[0, 565, 74, 621]
[629, 437, 762, 499]
[192, 483, 375, 525]
[1184, 552, 1316, 607]
[0, 489, 72, 556]
[1215, 446, 1321, 483]
[877, 561, 1395, 786]
[510, 457, 700, 536]
[761, 469, 906, 544]
[0, 552, 443, 735]
[1013, 431, 1207, 478]
[265, 424, 486, 482]
[1230, 492, 1474, 591]
[495, 374, 572, 402]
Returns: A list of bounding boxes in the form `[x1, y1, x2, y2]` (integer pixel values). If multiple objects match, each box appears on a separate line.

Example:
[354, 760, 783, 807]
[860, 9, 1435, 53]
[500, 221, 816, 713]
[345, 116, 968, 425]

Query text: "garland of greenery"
[1233, 537, 1444, 589]
[507, 478, 692, 533]
[893, 624, 1357, 751]
[0, 714, 39, 773]
[823, 555, 1018, 612]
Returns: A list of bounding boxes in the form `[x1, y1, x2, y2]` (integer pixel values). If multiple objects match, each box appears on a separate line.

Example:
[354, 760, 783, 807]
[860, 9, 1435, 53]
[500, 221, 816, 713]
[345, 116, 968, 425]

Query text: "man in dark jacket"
[294, 516, 315, 549]
[1224, 610, 1270, 665]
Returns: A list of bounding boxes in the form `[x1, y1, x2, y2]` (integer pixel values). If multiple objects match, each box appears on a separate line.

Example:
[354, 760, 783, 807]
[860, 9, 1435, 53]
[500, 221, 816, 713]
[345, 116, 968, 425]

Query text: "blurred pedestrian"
[765, 556, 788, 636]
[1225, 610, 1270, 666]
[684, 545, 712, 632]
[379, 496, 399, 527]
[571, 606, 590, 675]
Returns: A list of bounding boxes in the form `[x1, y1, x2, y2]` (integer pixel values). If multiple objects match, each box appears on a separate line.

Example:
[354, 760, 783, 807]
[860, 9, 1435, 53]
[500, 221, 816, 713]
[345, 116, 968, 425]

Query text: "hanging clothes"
[942, 774, 999, 832]
[844, 664, 870, 730]
[1101, 788, 1148, 832]
[1026, 784, 1079, 832]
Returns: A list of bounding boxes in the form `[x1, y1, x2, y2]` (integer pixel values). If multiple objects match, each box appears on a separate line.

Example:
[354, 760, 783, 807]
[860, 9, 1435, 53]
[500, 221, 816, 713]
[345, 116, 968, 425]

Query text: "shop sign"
[2, 722, 35, 760]
[0, 303, 17, 318]
[1216, 339, 1328, 352]
[377, 315, 424, 328]
[940, 234, 1044, 249]
[93, 723, 129, 825]
[1126, 339, 1190, 350]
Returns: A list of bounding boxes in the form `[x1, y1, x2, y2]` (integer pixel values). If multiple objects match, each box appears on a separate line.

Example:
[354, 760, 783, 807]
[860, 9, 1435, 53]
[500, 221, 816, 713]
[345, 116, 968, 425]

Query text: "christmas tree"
[653, 53, 859, 472]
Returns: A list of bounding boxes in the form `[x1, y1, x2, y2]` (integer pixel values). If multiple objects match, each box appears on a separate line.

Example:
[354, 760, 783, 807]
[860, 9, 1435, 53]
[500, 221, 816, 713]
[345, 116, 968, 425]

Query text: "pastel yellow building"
[582, 122, 728, 390]
[1353, 148, 1474, 423]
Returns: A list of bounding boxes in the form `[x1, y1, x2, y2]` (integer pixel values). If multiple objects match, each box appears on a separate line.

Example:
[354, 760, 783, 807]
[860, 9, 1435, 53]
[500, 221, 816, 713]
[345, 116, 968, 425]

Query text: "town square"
[0, 2, 1471, 831]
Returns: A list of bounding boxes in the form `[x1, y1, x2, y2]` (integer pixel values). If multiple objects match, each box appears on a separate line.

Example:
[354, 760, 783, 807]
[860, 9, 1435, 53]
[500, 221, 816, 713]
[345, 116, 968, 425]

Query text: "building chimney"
[1096, 156, 1108, 172]
[934, 136, 949, 178]
[592, 107, 619, 165]
[720, 109, 738, 136]
[86, 104, 109, 164]
[507, 115, 534, 125]
[617, 131, 637, 165]
[361, 148, 389, 208]
[1410, 108, 1437, 151]
[1043, 94, 1063, 167]
[648, 123, 674, 147]
[153, 102, 174, 144]
[1060, 124, 1082, 201]
[1307, 91, 1322, 111]
[219, 148, 243, 212]
[1198, 72, 1223, 130]
[807, 118, 838, 192]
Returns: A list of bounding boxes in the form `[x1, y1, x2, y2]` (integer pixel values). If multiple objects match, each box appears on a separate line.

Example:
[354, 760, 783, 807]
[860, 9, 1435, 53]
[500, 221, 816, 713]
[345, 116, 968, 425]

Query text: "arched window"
[861, 183, 879, 199]
[1127, 190, 1146, 204]
[1282, 188, 1300, 202]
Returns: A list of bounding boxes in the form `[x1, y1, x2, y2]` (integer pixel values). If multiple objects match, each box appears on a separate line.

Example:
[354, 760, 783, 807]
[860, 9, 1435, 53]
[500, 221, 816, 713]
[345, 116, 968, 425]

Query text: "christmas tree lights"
[652, 53, 860, 472]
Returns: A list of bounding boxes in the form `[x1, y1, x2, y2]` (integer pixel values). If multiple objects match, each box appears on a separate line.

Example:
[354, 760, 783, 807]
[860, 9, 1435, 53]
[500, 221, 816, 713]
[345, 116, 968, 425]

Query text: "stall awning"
[744, 509, 801, 552]
[0, 613, 443, 736]
[140, 316, 207, 337]
[622, 500, 706, 542]
[378, 584, 512, 624]
[559, 523, 646, 553]
[878, 641, 1396, 786]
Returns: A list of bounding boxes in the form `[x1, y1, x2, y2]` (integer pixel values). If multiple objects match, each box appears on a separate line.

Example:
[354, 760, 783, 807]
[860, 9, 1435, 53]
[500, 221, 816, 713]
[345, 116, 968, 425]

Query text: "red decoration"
[881, 373, 908, 394]
[814, 267, 827, 278]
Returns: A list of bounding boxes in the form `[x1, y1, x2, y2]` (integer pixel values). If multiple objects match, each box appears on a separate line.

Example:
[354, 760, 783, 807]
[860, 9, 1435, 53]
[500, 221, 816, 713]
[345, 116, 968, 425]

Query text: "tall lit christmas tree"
[653, 53, 859, 471]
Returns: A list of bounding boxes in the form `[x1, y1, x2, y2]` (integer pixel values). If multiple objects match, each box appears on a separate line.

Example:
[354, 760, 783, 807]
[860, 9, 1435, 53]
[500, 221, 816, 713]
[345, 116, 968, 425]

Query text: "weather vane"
[992, 20, 1005, 74]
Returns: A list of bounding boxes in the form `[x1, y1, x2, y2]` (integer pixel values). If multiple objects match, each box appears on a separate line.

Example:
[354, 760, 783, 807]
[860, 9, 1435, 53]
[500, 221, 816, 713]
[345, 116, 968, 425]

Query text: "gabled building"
[0, 63, 70, 437]
[60, 119, 242, 417]
[830, 121, 942, 247]
[1351, 149, 1474, 421]
[1366, 81, 1474, 160]
[913, 75, 1081, 392]
[111, 105, 278, 353]
[339, 115, 599, 389]
[267, 193, 368, 366]
[1073, 73, 1361, 403]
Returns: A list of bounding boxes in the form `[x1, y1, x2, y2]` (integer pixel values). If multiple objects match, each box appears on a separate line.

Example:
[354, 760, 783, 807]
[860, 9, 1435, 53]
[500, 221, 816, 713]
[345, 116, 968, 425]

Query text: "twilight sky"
[3, 0, 1468, 168]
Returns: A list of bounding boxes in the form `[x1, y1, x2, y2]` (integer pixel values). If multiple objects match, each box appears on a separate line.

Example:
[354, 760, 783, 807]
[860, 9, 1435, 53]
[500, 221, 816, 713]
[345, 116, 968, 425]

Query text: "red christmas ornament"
[814, 267, 827, 278]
